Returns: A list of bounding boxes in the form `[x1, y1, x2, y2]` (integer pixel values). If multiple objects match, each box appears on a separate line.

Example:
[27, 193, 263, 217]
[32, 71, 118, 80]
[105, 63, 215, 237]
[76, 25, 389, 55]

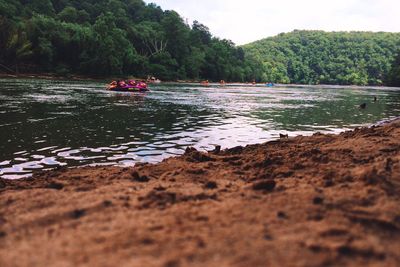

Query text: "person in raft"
[117, 80, 127, 88]
[138, 80, 148, 88]
[128, 80, 137, 86]
[108, 81, 117, 90]
[201, 80, 209, 86]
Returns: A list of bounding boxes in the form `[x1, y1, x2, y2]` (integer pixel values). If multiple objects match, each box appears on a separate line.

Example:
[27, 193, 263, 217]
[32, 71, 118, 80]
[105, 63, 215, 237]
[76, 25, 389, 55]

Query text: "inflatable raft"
[107, 81, 149, 92]
[108, 85, 149, 92]
[266, 83, 274, 87]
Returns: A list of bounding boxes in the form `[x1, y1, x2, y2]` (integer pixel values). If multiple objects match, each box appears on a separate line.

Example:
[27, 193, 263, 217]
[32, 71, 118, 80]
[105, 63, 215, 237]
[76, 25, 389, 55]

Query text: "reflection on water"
[1, 79, 400, 179]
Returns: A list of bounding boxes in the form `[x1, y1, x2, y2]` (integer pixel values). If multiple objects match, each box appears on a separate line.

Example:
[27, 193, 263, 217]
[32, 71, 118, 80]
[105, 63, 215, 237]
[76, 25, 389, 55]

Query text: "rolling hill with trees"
[242, 30, 400, 85]
[0, 0, 261, 81]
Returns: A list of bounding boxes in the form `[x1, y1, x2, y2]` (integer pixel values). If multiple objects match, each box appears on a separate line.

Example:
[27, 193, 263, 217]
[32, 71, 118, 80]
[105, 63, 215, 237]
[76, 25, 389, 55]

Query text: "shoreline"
[0, 72, 105, 82]
[2, 73, 400, 88]
[0, 73, 148, 83]
[1, 116, 398, 181]
[1, 120, 400, 266]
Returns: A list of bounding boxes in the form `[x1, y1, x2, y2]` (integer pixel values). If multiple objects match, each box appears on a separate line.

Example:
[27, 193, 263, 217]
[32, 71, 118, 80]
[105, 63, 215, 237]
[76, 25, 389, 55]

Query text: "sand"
[1, 120, 400, 267]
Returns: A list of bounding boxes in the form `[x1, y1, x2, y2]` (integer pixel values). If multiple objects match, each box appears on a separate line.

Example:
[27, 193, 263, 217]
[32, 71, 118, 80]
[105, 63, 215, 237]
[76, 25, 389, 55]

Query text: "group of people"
[201, 80, 209, 86]
[146, 76, 161, 83]
[107, 80, 148, 90]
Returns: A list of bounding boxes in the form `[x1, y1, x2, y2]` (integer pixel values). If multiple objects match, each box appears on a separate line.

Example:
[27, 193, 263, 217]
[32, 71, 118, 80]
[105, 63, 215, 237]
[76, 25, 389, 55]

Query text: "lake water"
[1, 79, 400, 179]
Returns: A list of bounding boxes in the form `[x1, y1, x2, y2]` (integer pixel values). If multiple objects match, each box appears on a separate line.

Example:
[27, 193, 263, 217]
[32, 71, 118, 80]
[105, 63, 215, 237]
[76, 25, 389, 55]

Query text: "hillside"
[0, 0, 260, 81]
[243, 30, 400, 85]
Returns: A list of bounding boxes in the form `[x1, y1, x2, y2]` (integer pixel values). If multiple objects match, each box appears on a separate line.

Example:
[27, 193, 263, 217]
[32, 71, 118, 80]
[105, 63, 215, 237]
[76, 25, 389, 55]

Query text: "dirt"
[1, 121, 400, 267]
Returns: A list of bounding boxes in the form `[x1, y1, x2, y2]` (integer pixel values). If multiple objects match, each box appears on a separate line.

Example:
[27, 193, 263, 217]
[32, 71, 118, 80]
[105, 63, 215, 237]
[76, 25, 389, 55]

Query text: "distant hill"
[243, 30, 400, 85]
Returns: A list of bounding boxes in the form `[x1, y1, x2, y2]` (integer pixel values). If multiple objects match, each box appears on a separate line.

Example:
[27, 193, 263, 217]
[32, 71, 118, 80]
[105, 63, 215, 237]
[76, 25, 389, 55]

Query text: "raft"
[108, 85, 149, 92]
[107, 82, 149, 92]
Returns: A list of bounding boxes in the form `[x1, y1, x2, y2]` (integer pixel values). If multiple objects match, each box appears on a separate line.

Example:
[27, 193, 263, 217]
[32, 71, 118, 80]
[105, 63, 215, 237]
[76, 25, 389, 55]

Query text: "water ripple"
[1, 79, 400, 179]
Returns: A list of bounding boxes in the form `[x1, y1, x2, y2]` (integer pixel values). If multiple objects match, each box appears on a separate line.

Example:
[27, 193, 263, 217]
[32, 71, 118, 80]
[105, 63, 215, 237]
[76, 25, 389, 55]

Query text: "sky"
[143, 0, 400, 45]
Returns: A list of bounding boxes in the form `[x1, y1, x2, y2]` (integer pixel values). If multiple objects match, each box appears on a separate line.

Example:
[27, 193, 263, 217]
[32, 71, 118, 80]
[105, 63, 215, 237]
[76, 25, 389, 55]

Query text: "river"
[1, 79, 400, 179]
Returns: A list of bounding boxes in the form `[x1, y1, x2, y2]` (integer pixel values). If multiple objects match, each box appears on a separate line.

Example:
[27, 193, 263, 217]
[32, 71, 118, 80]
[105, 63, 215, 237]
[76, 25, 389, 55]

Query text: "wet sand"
[1, 120, 400, 267]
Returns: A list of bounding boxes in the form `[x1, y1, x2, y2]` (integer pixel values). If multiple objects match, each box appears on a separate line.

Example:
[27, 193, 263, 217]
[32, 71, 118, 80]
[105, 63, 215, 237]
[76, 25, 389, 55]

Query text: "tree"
[148, 51, 178, 80]
[134, 21, 167, 58]
[87, 12, 136, 75]
[387, 52, 400, 87]
[0, 17, 32, 73]
[0, 0, 21, 18]
[58, 6, 78, 23]
[161, 10, 190, 65]
[184, 47, 205, 79]
[23, 0, 55, 17]
[191, 21, 212, 45]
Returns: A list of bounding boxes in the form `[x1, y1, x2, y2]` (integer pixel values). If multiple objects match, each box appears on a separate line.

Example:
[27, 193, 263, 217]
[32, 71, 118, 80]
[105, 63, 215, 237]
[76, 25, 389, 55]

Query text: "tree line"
[243, 30, 400, 86]
[1, 1, 400, 86]
[387, 52, 400, 87]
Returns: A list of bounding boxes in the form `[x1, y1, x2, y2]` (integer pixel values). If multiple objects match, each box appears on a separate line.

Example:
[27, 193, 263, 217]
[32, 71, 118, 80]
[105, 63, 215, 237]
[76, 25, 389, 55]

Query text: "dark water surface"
[1, 79, 400, 179]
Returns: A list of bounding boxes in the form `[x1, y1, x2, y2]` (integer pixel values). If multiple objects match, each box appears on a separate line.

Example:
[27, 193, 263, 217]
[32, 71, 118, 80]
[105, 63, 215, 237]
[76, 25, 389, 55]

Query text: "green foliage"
[23, 0, 56, 17]
[1, 1, 399, 85]
[88, 12, 135, 75]
[243, 30, 400, 85]
[0, 0, 21, 18]
[0, 16, 33, 73]
[387, 52, 400, 86]
[0, 0, 253, 80]
[58, 6, 78, 23]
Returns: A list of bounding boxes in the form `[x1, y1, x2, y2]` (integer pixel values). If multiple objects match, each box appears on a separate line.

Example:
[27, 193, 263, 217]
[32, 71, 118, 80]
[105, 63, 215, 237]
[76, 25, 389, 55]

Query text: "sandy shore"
[1, 121, 400, 267]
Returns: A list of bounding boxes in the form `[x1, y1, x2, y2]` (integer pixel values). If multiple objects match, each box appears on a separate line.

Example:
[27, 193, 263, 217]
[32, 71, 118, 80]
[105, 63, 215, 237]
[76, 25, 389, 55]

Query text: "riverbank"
[0, 73, 223, 85]
[1, 120, 400, 267]
[0, 73, 147, 83]
[0, 72, 102, 81]
[2, 73, 399, 88]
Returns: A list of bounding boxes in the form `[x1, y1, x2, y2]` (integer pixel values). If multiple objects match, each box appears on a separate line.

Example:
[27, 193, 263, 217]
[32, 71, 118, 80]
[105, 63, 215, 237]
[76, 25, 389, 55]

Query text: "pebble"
[252, 180, 276, 191]
[204, 181, 218, 189]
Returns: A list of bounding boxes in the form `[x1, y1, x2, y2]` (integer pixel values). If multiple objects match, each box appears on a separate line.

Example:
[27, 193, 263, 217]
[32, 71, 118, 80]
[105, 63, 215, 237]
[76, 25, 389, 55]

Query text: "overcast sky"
[143, 0, 400, 45]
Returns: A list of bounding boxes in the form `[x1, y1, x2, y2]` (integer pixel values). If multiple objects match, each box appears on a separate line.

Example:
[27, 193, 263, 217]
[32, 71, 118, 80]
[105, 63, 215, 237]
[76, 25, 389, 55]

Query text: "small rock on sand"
[131, 171, 150, 182]
[204, 181, 218, 189]
[252, 180, 276, 191]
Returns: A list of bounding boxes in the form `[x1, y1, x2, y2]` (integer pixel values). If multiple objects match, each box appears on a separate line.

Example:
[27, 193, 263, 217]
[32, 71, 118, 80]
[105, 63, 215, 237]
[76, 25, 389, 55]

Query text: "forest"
[0, 0, 400, 85]
[388, 52, 400, 86]
[0, 0, 261, 81]
[244, 30, 400, 85]
[243, 30, 400, 86]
